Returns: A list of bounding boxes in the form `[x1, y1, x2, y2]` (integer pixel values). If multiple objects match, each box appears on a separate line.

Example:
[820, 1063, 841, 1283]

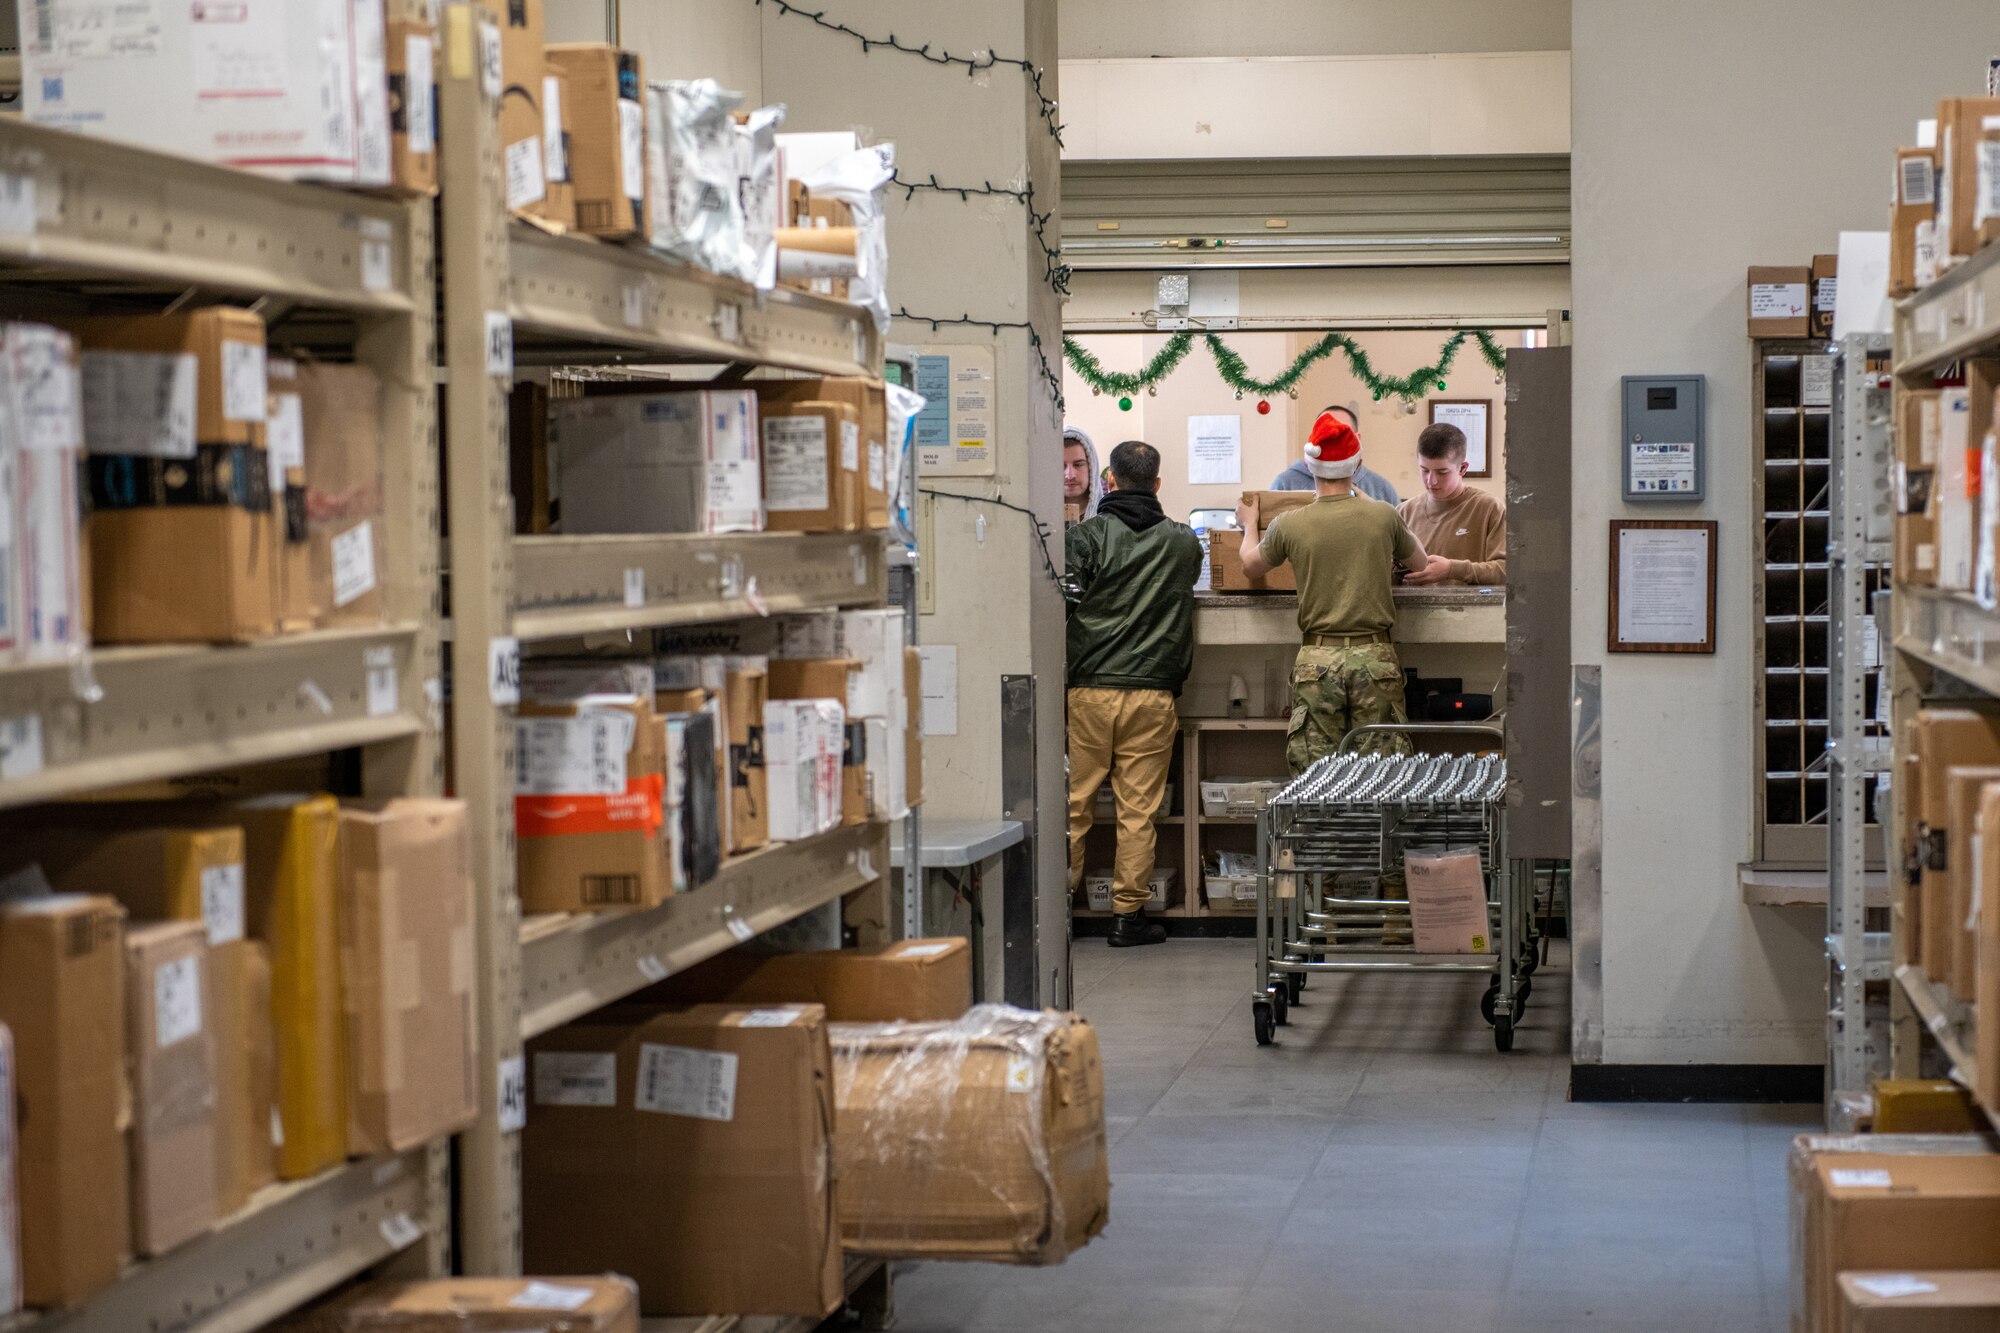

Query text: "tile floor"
[892, 939, 1814, 1333]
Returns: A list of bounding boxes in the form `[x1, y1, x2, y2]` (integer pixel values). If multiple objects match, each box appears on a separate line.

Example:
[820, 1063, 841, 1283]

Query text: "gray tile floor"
[893, 939, 1814, 1333]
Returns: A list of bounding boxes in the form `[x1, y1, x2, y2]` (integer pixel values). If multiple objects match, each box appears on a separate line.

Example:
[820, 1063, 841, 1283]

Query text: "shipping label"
[635, 1042, 738, 1120]
[330, 521, 377, 607]
[515, 709, 637, 795]
[763, 416, 830, 512]
[11, 326, 81, 452]
[200, 863, 246, 946]
[533, 1051, 617, 1107]
[504, 137, 546, 210]
[81, 351, 197, 459]
[154, 954, 203, 1048]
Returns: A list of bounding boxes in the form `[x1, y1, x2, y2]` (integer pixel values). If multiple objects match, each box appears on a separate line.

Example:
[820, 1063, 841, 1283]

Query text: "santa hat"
[1304, 412, 1362, 480]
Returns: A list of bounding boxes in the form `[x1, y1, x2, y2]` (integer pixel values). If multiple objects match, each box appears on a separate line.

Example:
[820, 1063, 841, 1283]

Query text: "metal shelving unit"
[1886, 236, 2000, 1121]
[435, 6, 893, 1285]
[0, 115, 450, 1329]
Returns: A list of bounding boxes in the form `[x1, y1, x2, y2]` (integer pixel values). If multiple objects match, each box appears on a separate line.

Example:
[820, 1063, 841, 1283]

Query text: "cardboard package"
[275, 1277, 640, 1332]
[639, 939, 972, 1022]
[769, 657, 862, 721]
[124, 921, 218, 1256]
[764, 697, 845, 840]
[386, 17, 439, 196]
[1872, 1079, 1981, 1134]
[479, 0, 552, 220]
[542, 66, 579, 230]
[298, 362, 388, 629]
[0, 895, 128, 1307]
[760, 400, 860, 533]
[1794, 1148, 2000, 1332]
[1403, 850, 1494, 954]
[545, 46, 648, 238]
[1810, 254, 1839, 340]
[663, 710, 723, 892]
[1944, 769, 2000, 997]
[1915, 711, 2000, 989]
[1749, 266, 1812, 337]
[1936, 98, 2000, 264]
[1981, 783, 2000, 1112]
[0, 1023, 17, 1316]
[655, 660, 729, 862]
[234, 796, 351, 1180]
[1892, 147, 1940, 297]
[1, 324, 87, 665]
[725, 664, 770, 852]
[516, 699, 671, 912]
[1, 822, 275, 1213]
[1839, 1270, 2000, 1332]
[69, 308, 277, 643]
[550, 390, 762, 535]
[1896, 390, 1942, 588]
[23, 0, 390, 186]
[1938, 388, 1976, 591]
[776, 610, 902, 720]
[905, 646, 924, 808]
[756, 380, 888, 530]
[1210, 532, 1295, 592]
[831, 1007, 1109, 1264]
[523, 1005, 844, 1317]
[337, 801, 479, 1155]
[269, 358, 317, 631]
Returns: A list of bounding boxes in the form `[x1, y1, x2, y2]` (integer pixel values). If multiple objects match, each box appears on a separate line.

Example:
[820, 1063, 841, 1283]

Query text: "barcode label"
[533, 1051, 616, 1106]
[580, 874, 641, 905]
[1902, 154, 1936, 207]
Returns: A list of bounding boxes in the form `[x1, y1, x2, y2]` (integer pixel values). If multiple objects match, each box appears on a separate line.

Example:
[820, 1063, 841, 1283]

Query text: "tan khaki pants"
[1067, 687, 1178, 915]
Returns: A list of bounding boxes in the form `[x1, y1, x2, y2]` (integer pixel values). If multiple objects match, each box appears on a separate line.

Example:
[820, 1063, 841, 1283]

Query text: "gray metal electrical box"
[1620, 374, 1705, 502]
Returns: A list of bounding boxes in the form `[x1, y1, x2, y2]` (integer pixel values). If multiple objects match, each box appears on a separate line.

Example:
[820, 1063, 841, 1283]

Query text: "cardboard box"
[550, 390, 762, 535]
[479, 0, 551, 219]
[1797, 1151, 2000, 1332]
[23, 0, 390, 186]
[1749, 265, 1812, 338]
[1892, 147, 1940, 297]
[233, 796, 350, 1180]
[0, 1024, 17, 1315]
[1839, 1270, 2000, 1332]
[759, 400, 860, 533]
[1209, 529, 1295, 592]
[1896, 390, 1941, 588]
[1939, 388, 1976, 591]
[1810, 254, 1839, 340]
[516, 699, 671, 912]
[639, 940, 972, 1022]
[1981, 783, 2000, 1112]
[1916, 712, 2000, 989]
[545, 46, 647, 239]
[298, 362, 388, 629]
[764, 698, 844, 839]
[1, 821, 274, 1213]
[831, 1010, 1109, 1263]
[769, 657, 862, 720]
[663, 710, 722, 891]
[542, 67, 579, 231]
[1945, 769, 2000, 997]
[1872, 1079, 1981, 1134]
[523, 1005, 844, 1317]
[70, 309, 278, 643]
[1936, 98, 2000, 263]
[725, 665, 769, 853]
[776, 610, 902, 721]
[268, 358, 317, 631]
[336, 801, 479, 1154]
[275, 1277, 641, 1332]
[756, 380, 888, 530]
[904, 646, 924, 808]
[655, 673, 728, 867]
[386, 19, 439, 196]
[0, 895, 128, 1306]
[124, 921, 218, 1256]
[1, 324, 87, 665]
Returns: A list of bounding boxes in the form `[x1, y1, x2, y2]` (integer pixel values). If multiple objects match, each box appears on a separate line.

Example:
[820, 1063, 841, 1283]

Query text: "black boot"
[1108, 909, 1168, 948]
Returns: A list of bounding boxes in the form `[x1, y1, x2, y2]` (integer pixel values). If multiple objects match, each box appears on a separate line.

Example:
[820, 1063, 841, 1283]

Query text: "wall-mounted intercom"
[1620, 374, 1706, 502]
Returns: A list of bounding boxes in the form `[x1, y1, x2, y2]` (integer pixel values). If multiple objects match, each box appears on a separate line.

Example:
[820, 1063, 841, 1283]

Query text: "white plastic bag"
[883, 382, 926, 544]
[645, 79, 746, 277]
[799, 143, 896, 333]
[735, 104, 786, 289]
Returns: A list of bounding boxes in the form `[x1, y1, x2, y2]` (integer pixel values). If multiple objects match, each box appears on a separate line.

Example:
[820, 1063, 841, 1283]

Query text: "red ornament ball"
[1256, 399, 1271, 415]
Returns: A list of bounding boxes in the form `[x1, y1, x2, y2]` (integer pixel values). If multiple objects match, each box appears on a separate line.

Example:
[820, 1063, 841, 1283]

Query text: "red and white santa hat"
[1304, 412, 1362, 480]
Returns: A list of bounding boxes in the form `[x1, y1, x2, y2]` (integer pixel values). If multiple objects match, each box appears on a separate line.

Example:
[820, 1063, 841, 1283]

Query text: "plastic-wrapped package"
[830, 1004, 1110, 1264]
[272, 1277, 639, 1331]
[735, 104, 787, 289]
[645, 79, 746, 278]
[798, 144, 896, 333]
[883, 382, 925, 545]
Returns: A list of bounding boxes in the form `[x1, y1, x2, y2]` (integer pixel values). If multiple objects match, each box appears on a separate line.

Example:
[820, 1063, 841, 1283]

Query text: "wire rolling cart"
[1249, 724, 1536, 1050]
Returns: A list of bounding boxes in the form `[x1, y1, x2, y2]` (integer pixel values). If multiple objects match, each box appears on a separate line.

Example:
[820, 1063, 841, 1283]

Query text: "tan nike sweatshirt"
[1396, 487, 1506, 585]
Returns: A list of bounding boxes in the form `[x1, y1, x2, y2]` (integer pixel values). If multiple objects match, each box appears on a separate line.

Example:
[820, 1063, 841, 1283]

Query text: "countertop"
[1198, 586, 1505, 610]
[1194, 585, 1506, 646]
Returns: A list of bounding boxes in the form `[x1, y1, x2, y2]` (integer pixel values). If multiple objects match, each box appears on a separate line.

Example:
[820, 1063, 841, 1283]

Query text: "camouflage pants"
[1286, 642, 1412, 775]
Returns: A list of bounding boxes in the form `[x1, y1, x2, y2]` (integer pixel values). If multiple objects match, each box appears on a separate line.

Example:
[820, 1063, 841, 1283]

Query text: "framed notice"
[912, 344, 997, 478]
[1428, 399, 1492, 477]
[1608, 520, 1717, 654]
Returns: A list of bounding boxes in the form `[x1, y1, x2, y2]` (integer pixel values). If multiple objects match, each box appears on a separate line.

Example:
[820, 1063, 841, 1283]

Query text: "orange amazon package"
[515, 698, 671, 913]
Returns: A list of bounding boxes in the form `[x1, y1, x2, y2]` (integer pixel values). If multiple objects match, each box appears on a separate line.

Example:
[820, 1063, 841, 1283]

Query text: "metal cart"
[1249, 724, 1535, 1050]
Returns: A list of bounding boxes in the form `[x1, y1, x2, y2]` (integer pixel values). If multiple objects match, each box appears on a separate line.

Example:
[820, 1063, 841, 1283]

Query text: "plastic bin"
[1200, 777, 1284, 819]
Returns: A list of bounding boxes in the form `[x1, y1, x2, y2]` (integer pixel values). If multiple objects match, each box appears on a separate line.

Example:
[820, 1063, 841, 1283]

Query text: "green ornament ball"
[1117, 396, 1133, 412]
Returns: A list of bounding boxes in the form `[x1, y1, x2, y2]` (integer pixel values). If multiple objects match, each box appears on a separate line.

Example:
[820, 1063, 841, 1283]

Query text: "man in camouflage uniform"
[1235, 412, 1429, 774]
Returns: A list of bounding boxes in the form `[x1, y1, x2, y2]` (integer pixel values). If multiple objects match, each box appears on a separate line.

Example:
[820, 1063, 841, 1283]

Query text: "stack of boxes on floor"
[0, 797, 478, 1311]
[1785, 83, 2000, 1333]
[521, 938, 1111, 1318]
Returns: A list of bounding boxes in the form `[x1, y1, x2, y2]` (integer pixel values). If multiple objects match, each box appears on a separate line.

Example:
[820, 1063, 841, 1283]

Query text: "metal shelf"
[509, 224, 876, 374]
[0, 1148, 442, 1333]
[520, 821, 889, 1040]
[0, 626, 426, 809]
[1895, 237, 2000, 377]
[513, 532, 888, 641]
[1891, 584, 2000, 695]
[1894, 964, 1982, 1096]
[0, 119, 416, 314]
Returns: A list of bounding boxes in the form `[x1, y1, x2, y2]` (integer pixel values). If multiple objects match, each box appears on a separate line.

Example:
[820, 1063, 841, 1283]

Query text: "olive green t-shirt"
[1259, 494, 1418, 637]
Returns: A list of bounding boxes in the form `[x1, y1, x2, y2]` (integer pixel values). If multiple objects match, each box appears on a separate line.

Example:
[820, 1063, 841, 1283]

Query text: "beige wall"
[1570, 0, 1995, 1065]
[1060, 0, 1572, 58]
[1064, 330, 1522, 522]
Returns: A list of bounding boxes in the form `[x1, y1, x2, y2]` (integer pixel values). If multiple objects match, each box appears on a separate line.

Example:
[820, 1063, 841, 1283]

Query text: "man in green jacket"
[1065, 439, 1204, 947]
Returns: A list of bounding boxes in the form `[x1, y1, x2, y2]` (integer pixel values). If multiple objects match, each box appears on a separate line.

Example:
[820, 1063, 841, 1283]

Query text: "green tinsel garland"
[1061, 329, 1510, 405]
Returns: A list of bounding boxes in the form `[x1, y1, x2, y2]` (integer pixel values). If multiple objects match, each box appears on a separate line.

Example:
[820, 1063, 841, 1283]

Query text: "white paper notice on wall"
[914, 345, 998, 477]
[920, 644, 959, 736]
[1832, 231, 1893, 339]
[635, 1043, 738, 1121]
[1188, 414, 1243, 486]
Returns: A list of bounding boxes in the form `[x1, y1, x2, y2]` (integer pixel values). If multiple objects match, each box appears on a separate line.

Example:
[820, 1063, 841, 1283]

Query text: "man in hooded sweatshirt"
[1062, 425, 1102, 524]
[1065, 439, 1204, 947]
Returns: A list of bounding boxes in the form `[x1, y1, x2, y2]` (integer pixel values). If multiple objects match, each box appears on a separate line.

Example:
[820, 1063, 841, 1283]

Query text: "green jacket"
[1064, 495, 1204, 694]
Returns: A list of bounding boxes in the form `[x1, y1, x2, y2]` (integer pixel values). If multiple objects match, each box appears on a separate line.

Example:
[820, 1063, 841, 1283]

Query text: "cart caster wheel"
[1253, 1003, 1276, 1046]
[1286, 972, 1305, 1006]
[1270, 982, 1289, 1026]
[1516, 978, 1533, 1009]
[1479, 983, 1500, 1026]
[1519, 953, 1539, 978]
[1494, 1014, 1515, 1052]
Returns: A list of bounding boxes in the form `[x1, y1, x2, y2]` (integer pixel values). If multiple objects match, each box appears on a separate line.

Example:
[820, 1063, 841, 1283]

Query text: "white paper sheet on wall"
[1187, 414, 1242, 486]
[920, 645, 959, 736]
